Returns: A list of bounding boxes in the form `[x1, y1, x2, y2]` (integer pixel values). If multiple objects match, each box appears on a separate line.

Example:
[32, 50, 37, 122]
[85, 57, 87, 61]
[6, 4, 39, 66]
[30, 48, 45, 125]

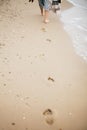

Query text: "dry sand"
[0, 0, 87, 130]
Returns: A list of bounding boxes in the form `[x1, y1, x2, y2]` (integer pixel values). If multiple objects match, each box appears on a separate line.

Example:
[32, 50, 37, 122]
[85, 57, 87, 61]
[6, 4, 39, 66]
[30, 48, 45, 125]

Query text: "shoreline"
[61, 0, 74, 10]
[0, 0, 87, 130]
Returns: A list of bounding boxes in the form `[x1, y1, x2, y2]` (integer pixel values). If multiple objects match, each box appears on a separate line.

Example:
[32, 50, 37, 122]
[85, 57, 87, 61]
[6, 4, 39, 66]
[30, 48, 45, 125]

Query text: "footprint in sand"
[46, 38, 51, 42]
[41, 28, 46, 32]
[1, 74, 5, 77]
[3, 83, 6, 86]
[9, 72, 11, 74]
[48, 77, 55, 82]
[25, 128, 28, 130]
[16, 53, 22, 60]
[0, 43, 5, 47]
[11, 122, 15, 126]
[43, 109, 54, 125]
[3, 57, 9, 63]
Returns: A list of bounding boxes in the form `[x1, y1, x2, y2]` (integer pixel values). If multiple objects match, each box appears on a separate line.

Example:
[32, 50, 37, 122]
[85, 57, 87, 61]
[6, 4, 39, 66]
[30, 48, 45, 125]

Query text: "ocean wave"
[61, 2, 87, 62]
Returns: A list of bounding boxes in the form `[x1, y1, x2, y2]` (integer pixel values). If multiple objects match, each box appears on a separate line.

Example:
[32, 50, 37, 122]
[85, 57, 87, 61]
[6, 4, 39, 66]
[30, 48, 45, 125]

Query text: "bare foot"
[44, 19, 50, 24]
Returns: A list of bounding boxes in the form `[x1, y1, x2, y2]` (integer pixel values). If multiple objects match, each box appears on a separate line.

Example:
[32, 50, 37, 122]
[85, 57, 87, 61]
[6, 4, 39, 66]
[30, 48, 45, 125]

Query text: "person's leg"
[38, 0, 44, 15]
[44, 10, 49, 23]
[40, 6, 44, 15]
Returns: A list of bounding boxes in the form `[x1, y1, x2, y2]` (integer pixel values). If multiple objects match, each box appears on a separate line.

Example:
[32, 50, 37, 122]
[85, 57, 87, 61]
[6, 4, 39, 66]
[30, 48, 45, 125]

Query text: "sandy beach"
[0, 0, 87, 130]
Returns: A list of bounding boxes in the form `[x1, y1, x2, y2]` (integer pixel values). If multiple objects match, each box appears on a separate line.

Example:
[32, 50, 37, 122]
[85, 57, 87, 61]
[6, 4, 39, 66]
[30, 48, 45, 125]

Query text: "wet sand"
[0, 0, 87, 130]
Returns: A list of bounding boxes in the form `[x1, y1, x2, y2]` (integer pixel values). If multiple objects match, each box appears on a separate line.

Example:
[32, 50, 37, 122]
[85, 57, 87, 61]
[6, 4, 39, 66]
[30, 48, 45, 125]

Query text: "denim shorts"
[38, 0, 51, 10]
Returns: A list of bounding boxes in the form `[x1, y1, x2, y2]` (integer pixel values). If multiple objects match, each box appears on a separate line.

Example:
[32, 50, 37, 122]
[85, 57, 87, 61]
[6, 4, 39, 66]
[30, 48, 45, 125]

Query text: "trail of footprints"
[43, 108, 54, 125]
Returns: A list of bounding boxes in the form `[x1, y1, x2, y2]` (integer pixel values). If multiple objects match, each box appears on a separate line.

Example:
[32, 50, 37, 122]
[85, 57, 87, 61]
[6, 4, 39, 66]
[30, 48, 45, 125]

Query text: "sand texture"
[0, 0, 87, 130]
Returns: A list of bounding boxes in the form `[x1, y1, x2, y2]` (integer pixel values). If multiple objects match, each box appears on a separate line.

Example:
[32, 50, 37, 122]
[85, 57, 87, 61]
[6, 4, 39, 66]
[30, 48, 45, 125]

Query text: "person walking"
[38, 0, 51, 23]
[29, 0, 61, 23]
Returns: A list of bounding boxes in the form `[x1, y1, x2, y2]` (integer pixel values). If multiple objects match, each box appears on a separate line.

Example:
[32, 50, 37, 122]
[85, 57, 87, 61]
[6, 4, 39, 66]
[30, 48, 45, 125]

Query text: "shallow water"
[61, 0, 87, 62]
